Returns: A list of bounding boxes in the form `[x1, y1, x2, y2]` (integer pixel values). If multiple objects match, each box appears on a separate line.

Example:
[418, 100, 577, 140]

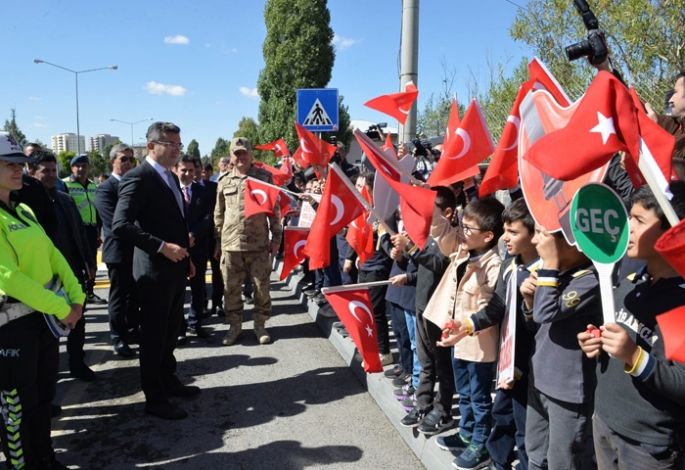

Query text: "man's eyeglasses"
[118, 157, 135, 163]
[153, 140, 184, 151]
[460, 223, 485, 236]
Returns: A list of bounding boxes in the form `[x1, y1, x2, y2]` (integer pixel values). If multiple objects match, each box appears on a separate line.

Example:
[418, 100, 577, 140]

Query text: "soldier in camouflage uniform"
[214, 137, 282, 345]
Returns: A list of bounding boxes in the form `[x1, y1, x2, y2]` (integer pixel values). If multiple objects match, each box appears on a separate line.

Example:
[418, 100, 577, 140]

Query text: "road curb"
[276, 259, 456, 470]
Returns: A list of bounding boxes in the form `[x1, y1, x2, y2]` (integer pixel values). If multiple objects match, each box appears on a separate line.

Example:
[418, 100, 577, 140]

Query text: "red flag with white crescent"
[528, 57, 571, 107]
[292, 146, 309, 168]
[252, 161, 292, 187]
[281, 156, 294, 180]
[244, 178, 281, 218]
[381, 133, 397, 160]
[295, 122, 337, 168]
[428, 98, 493, 187]
[355, 129, 436, 249]
[256, 137, 290, 157]
[280, 228, 310, 281]
[346, 185, 374, 266]
[364, 81, 419, 125]
[302, 168, 366, 269]
[323, 286, 383, 373]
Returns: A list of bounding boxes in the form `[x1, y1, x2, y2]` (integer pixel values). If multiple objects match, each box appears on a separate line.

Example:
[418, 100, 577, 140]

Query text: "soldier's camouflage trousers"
[221, 250, 272, 325]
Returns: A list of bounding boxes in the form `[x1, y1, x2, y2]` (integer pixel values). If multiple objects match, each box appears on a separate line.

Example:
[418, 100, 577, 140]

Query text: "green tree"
[257, 0, 335, 151]
[210, 137, 230, 160]
[509, 0, 685, 106]
[416, 60, 463, 139]
[57, 151, 76, 178]
[187, 139, 201, 158]
[87, 150, 109, 179]
[3, 109, 28, 148]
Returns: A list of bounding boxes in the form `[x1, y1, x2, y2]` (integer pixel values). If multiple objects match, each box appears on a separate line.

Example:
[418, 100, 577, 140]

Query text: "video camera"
[365, 122, 387, 141]
[565, 0, 608, 65]
[411, 137, 432, 157]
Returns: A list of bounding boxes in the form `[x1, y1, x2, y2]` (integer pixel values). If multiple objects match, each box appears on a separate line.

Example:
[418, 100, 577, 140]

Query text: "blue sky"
[2, 0, 532, 155]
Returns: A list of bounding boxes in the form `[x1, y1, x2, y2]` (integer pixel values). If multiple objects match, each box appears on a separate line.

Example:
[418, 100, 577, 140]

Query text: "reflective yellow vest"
[64, 178, 97, 225]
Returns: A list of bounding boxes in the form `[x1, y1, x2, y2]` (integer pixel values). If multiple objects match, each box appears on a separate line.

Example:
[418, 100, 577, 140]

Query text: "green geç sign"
[570, 183, 629, 264]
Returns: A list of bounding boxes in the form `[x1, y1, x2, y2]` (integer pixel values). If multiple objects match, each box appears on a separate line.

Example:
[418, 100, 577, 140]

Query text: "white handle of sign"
[594, 262, 616, 324]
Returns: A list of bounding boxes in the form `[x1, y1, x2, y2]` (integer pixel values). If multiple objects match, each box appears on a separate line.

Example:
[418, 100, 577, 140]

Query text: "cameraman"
[411, 138, 433, 182]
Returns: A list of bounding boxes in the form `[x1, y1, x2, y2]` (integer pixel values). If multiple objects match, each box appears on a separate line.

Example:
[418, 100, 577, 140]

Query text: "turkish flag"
[381, 133, 397, 159]
[347, 185, 374, 266]
[292, 146, 309, 169]
[355, 129, 436, 248]
[281, 156, 294, 180]
[244, 178, 281, 218]
[364, 81, 419, 125]
[479, 82, 533, 196]
[629, 87, 677, 183]
[323, 286, 383, 373]
[528, 57, 571, 107]
[656, 306, 685, 364]
[303, 168, 366, 269]
[252, 161, 291, 187]
[278, 191, 293, 218]
[280, 228, 310, 281]
[428, 99, 493, 187]
[295, 122, 337, 168]
[524, 71, 640, 181]
[256, 138, 290, 157]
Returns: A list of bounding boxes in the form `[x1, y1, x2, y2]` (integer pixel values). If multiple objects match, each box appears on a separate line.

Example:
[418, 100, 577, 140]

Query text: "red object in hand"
[442, 321, 455, 339]
[587, 327, 601, 339]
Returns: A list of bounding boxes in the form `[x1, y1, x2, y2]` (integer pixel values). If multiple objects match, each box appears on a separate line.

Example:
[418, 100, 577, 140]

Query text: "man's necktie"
[165, 170, 184, 216]
[182, 186, 191, 209]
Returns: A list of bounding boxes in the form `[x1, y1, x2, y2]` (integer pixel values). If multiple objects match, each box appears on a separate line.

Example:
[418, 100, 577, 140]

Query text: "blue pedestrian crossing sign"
[297, 88, 339, 132]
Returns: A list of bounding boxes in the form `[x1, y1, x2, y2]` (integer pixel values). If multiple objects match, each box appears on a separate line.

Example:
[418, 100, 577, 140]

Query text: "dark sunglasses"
[118, 157, 135, 163]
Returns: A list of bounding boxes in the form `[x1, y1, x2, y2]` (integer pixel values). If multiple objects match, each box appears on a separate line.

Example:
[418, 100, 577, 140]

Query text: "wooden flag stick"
[321, 280, 393, 294]
[330, 162, 396, 235]
[246, 176, 300, 197]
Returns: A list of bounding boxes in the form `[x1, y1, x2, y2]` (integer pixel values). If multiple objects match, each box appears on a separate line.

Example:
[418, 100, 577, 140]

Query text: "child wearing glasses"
[425, 197, 505, 470]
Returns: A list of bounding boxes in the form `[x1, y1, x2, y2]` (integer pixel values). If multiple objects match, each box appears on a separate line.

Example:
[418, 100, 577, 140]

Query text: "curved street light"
[33, 59, 118, 155]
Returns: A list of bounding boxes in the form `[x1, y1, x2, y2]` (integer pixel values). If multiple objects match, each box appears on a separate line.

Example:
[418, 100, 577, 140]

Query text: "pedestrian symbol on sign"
[304, 99, 333, 127]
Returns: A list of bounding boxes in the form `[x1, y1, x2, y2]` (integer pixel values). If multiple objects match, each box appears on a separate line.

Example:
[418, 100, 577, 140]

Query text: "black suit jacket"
[95, 176, 134, 264]
[112, 160, 190, 283]
[185, 182, 213, 253]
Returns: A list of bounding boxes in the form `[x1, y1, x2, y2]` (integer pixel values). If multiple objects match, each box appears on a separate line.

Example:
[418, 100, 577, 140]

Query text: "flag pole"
[329, 162, 397, 235]
[284, 226, 310, 232]
[353, 129, 423, 185]
[321, 280, 393, 294]
[246, 176, 301, 197]
[638, 138, 680, 226]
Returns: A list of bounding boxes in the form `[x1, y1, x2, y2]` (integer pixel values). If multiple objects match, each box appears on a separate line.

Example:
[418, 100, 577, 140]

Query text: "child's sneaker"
[417, 408, 455, 435]
[400, 393, 416, 411]
[392, 383, 415, 400]
[436, 432, 470, 452]
[452, 444, 491, 470]
[399, 407, 424, 428]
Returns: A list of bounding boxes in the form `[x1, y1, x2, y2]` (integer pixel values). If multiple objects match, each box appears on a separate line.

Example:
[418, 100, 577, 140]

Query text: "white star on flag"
[365, 325, 373, 337]
[589, 111, 617, 145]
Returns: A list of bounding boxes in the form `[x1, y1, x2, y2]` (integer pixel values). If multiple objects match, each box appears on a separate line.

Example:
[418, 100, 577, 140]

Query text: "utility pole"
[399, 0, 419, 145]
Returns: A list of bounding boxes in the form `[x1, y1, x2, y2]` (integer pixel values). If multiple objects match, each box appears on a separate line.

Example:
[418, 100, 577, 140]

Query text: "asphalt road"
[44, 268, 423, 470]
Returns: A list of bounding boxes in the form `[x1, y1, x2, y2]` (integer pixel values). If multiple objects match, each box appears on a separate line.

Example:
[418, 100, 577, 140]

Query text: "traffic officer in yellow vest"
[63, 155, 106, 305]
[0, 132, 85, 470]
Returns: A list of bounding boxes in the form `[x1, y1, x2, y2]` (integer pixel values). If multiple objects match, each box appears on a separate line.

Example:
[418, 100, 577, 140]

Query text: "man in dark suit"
[95, 143, 140, 357]
[112, 122, 198, 420]
[175, 155, 213, 341]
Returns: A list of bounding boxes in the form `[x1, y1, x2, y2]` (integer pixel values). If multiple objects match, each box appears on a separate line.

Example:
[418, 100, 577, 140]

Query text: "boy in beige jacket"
[425, 197, 504, 470]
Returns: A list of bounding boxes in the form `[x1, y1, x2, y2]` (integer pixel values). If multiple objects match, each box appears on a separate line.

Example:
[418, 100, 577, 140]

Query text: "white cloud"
[164, 35, 189, 45]
[239, 87, 259, 98]
[33, 122, 49, 128]
[215, 100, 225, 105]
[145, 81, 187, 96]
[332, 34, 359, 50]
[29, 96, 42, 101]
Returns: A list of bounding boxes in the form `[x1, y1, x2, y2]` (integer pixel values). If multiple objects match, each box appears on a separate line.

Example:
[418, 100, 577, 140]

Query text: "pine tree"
[257, 0, 335, 151]
[3, 109, 28, 148]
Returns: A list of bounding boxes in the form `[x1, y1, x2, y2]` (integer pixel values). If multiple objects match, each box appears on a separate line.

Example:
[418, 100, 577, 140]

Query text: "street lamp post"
[110, 118, 154, 148]
[33, 59, 117, 156]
